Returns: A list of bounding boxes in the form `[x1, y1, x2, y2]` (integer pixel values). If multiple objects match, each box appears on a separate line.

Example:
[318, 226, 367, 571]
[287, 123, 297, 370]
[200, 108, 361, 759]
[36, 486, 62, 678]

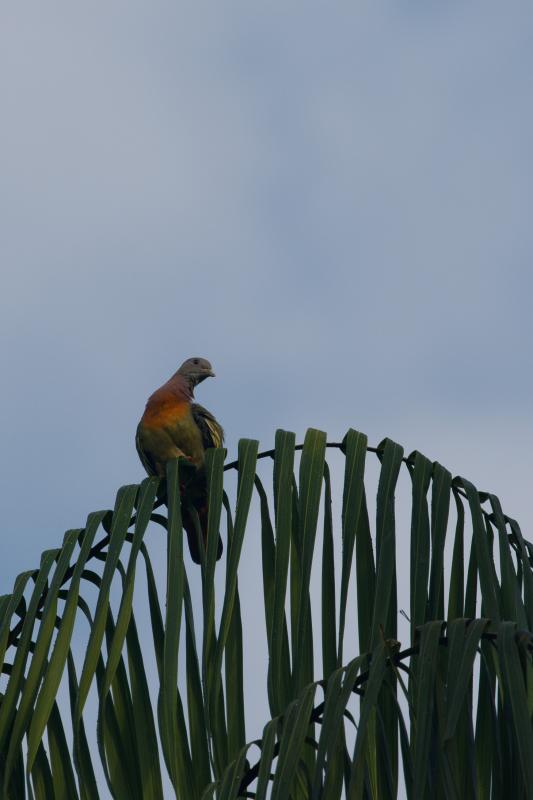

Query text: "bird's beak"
[207, 369, 215, 378]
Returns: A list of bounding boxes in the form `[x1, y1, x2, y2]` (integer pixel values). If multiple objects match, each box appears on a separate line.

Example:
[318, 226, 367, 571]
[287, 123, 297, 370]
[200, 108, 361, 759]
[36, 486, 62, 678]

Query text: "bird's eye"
[193, 359, 199, 364]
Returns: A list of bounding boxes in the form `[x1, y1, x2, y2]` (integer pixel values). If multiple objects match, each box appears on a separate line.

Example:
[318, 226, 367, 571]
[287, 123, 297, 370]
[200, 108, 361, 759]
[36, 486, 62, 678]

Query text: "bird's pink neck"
[163, 373, 194, 401]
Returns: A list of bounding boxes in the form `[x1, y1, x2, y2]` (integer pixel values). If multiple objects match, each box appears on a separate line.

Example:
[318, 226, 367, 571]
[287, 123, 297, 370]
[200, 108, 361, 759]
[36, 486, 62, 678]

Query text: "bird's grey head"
[177, 357, 215, 387]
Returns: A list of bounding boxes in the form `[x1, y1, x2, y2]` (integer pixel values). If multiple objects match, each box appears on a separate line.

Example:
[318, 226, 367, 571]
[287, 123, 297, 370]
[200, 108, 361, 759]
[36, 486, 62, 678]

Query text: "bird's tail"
[182, 502, 223, 564]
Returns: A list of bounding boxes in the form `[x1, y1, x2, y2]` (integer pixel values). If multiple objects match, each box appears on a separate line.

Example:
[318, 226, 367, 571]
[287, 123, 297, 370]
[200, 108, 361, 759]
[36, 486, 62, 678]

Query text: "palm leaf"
[1, 429, 533, 799]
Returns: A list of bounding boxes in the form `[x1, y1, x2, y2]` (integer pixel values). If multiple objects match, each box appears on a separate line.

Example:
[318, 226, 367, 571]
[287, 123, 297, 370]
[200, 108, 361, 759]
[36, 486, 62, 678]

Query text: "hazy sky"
[1, 3, 533, 773]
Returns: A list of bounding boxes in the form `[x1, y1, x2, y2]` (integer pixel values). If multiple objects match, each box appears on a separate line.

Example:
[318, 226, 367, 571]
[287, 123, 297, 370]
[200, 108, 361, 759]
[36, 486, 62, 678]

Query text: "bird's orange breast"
[141, 391, 190, 430]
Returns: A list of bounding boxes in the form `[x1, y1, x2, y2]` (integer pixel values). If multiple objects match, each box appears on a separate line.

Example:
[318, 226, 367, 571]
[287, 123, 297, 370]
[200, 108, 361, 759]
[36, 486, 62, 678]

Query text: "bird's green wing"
[135, 423, 158, 476]
[191, 403, 225, 450]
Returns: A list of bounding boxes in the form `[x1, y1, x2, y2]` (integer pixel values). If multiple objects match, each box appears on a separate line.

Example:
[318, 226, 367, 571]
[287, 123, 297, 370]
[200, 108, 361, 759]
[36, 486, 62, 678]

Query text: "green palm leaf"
[1, 428, 533, 799]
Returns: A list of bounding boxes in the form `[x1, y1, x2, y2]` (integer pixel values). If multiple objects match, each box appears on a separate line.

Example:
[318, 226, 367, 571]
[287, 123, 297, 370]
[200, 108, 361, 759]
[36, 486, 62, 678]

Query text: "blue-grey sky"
[2, 0, 533, 681]
[2, 4, 533, 792]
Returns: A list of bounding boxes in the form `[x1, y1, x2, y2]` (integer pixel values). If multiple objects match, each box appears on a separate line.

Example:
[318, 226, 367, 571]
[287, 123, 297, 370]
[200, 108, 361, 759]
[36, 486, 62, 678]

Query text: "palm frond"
[1, 429, 532, 799]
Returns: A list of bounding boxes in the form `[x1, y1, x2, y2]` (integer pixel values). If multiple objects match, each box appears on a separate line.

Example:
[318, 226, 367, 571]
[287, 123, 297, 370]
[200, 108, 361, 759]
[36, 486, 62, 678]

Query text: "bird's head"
[177, 357, 215, 388]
